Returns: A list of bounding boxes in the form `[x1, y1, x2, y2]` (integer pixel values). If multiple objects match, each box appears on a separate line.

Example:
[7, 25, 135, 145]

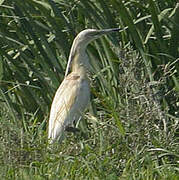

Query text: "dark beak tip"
[111, 28, 121, 32]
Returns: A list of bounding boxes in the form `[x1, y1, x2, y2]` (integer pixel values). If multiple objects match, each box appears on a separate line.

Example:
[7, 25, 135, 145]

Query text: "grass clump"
[0, 48, 178, 179]
[0, 0, 178, 179]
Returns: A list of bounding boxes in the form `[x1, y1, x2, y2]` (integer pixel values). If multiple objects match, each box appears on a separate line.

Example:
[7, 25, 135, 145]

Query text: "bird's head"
[74, 28, 120, 48]
[65, 28, 120, 76]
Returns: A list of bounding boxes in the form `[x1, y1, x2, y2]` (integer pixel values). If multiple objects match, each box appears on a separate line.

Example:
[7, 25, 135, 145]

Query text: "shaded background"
[0, 0, 178, 179]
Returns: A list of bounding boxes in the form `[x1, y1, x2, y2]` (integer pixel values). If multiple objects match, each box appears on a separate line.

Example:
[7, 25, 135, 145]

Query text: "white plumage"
[48, 72, 90, 142]
[48, 28, 120, 143]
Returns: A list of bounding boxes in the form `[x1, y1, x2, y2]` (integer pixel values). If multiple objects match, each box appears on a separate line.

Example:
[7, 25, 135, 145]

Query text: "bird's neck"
[71, 49, 89, 76]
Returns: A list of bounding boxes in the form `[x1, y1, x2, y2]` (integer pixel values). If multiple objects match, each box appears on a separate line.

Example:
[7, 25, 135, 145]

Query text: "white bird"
[48, 28, 120, 143]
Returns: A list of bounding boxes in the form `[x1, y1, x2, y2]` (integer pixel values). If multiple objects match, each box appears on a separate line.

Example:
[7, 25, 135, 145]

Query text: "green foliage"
[0, 0, 178, 179]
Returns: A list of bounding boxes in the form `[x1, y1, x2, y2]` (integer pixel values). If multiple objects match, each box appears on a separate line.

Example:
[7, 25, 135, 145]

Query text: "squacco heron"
[48, 28, 120, 143]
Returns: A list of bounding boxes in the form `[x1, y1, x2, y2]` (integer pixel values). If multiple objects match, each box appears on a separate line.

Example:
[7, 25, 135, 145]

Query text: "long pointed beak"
[65, 28, 121, 77]
[98, 28, 121, 35]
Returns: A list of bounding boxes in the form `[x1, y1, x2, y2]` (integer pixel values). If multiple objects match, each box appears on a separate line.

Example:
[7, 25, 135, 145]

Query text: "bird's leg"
[65, 126, 80, 133]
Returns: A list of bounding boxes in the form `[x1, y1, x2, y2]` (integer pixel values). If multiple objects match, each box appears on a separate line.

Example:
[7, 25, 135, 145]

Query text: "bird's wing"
[48, 73, 81, 141]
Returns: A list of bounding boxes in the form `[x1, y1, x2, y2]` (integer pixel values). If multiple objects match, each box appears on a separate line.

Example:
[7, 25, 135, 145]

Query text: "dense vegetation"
[0, 0, 178, 179]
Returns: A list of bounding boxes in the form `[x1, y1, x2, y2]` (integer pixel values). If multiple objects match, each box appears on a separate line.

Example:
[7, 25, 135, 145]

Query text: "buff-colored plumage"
[48, 72, 90, 142]
[48, 28, 120, 143]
